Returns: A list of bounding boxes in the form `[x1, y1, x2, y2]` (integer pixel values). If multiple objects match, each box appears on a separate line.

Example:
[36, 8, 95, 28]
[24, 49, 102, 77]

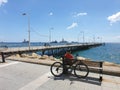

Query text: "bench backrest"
[81, 60, 103, 68]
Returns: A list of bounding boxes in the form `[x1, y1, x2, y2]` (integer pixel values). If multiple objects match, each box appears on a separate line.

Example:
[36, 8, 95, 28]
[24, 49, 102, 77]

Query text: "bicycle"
[50, 56, 89, 78]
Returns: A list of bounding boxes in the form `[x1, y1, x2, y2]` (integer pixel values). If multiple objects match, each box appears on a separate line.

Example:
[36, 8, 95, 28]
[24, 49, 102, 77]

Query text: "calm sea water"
[73, 43, 120, 64]
[0, 42, 120, 64]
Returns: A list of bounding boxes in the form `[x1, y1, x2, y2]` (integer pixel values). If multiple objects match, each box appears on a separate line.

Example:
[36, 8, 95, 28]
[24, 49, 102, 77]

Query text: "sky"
[0, 0, 120, 43]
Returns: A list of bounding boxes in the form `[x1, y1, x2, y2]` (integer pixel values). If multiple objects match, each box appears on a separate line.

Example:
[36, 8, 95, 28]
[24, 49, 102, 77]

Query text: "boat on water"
[22, 39, 29, 43]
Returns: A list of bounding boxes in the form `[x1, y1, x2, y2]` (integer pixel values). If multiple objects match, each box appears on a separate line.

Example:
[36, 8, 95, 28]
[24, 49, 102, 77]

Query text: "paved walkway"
[0, 60, 120, 90]
[6, 56, 120, 76]
[37, 74, 120, 90]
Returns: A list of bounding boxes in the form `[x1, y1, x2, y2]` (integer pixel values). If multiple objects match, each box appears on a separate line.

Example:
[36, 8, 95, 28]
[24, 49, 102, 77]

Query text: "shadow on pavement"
[49, 74, 101, 86]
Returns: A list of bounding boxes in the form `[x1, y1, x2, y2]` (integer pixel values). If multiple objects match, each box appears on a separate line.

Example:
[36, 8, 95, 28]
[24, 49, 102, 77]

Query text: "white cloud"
[67, 22, 78, 30]
[74, 12, 87, 17]
[107, 12, 120, 25]
[115, 36, 120, 39]
[49, 12, 53, 16]
[0, 0, 8, 6]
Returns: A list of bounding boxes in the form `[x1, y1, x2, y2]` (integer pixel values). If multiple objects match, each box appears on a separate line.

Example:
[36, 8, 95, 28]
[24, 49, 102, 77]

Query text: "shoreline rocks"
[8, 53, 120, 67]
[11, 53, 59, 61]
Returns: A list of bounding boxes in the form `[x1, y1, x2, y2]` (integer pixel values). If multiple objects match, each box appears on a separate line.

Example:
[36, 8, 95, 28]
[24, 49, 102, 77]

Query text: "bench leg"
[99, 62, 103, 82]
[99, 76, 102, 82]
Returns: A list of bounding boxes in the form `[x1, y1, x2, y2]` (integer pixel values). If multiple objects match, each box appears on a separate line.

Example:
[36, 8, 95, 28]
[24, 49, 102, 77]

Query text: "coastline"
[4, 53, 120, 76]
[1, 42, 120, 64]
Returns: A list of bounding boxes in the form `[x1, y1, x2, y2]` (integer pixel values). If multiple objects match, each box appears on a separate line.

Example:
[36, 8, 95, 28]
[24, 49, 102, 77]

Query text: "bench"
[62, 57, 103, 82]
[81, 60, 103, 82]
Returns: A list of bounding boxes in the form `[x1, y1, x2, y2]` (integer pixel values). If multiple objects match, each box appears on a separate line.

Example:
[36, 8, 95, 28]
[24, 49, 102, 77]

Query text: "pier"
[0, 43, 103, 62]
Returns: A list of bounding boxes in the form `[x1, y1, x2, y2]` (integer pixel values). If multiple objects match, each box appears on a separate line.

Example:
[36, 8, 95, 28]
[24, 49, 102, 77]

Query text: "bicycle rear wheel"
[74, 63, 89, 78]
[50, 62, 63, 77]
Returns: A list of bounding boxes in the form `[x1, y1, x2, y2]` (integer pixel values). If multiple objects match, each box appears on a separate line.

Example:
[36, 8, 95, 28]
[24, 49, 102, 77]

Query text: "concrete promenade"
[0, 59, 120, 90]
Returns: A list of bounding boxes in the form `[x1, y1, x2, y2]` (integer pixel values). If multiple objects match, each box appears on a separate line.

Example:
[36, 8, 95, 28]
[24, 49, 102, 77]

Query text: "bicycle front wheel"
[74, 63, 89, 78]
[50, 62, 63, 77]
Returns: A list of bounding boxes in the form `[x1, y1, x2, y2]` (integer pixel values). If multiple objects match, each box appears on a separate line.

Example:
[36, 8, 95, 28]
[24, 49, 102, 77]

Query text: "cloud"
[74, 12, 87, 17]
[115, 36, 120, 39]
[67, 22, 78, 30]
[49, 12, 53, 16]
[0, 0, 8, 6]
[107, 12, 120, 25]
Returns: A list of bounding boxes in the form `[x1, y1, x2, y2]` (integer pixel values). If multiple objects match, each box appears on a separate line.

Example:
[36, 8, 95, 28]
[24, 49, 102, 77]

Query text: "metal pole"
[49, 27, 54, 44]
[83, 31, 85, 43]
[49, 29, 51, 43]
[80, 31, 85, 44]
[28, 15, 30, 50]
[22, 13, 30, 50]
[93, 35, 95, 43]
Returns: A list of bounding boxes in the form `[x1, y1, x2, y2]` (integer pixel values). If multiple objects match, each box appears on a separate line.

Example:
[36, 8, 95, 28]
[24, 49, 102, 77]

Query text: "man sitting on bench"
[64, 50, 74, 66]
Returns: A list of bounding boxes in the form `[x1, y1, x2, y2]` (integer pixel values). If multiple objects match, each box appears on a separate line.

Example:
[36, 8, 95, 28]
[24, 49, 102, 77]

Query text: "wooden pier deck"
[0, 43, 103, 62]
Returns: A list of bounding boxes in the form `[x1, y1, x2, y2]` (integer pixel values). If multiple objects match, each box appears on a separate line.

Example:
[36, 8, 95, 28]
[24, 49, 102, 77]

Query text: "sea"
[73, 43, 120, 64]
[0, 42, 120, 64]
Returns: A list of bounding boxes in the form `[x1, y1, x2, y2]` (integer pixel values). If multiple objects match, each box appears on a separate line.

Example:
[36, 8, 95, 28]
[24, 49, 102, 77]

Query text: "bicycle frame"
[62, 58, 82, 73]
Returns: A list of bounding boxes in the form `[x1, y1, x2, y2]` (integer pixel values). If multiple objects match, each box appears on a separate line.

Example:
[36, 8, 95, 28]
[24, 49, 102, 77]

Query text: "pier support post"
[51, 50, 53, 55]
[1, 52, 5, 62]
[42, 50, 45, 55]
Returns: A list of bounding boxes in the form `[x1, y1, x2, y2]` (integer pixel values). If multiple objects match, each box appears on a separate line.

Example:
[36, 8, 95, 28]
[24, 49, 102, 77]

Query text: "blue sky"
[0, 0, 120, 42]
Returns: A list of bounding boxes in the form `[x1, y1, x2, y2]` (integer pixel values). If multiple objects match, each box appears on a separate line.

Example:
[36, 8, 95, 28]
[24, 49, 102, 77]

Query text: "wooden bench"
[62, 56, 103, 82]
[81, 60, 103, 82]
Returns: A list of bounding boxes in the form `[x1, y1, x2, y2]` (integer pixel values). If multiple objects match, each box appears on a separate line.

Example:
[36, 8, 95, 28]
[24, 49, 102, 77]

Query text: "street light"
[49, 27, 54, 43]
[97, 37, 102, 43]
[22, 13, 31, 50]
[93, 35, 95, 43]
[80, 31, 85, 44]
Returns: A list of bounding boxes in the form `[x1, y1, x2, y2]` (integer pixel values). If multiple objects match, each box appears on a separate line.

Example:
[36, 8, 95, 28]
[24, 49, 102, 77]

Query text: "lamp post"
[100, 37, 102, 43]
[93, 35, 96, 43]
[80, 31, 85, 44]
[22, 13, 30, 50]
[98, 37, 102, 43]
[49, 27, 54, 43]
